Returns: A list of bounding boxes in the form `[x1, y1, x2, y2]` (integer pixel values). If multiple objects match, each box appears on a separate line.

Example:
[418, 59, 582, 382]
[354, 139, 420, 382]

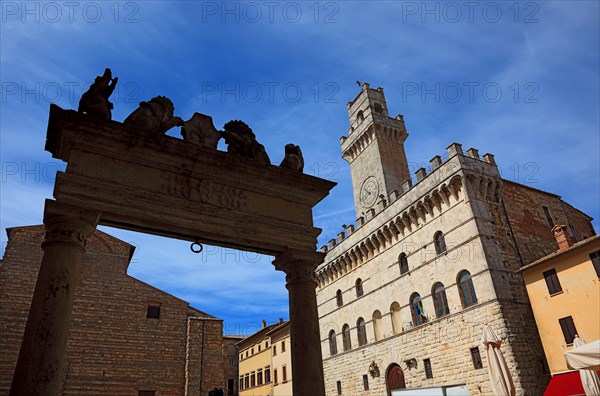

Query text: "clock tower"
[341, 83, 410, 218]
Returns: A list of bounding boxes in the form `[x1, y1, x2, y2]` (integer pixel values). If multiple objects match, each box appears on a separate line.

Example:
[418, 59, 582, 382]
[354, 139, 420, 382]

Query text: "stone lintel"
[45, 105, 336, 256]
[46, 105, 335, 208]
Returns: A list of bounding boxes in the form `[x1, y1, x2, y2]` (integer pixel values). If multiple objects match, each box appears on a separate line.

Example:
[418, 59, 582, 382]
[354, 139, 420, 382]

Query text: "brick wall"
[502, 181, 595, 265]
[0, 225, 224, 395]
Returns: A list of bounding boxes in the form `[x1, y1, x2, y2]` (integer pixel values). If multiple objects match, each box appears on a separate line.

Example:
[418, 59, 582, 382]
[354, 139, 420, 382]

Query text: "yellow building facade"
[268, 322, 292, 395]
[238, 321, 277, 396]
[519, 225, 600, 374]
[237, 319, 291, 396]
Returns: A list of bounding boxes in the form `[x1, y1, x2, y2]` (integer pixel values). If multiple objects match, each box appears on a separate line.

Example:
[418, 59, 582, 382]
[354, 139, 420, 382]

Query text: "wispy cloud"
[1, 1, 598, 328]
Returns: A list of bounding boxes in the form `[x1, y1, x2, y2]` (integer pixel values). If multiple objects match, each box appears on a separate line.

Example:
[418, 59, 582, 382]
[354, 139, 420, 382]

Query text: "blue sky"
[1, 1, 598, 335]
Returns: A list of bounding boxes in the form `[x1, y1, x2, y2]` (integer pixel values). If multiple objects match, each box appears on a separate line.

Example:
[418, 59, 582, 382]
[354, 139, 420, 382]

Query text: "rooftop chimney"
[262, 319, 266, 328]
[552, 225, 573, 251]
[278, 317, 283, 324]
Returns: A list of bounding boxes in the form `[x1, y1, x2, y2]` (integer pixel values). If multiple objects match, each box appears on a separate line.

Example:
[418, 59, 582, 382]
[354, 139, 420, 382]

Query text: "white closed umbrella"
[571, 336, 600, 396]
[482, 325, 516, 396]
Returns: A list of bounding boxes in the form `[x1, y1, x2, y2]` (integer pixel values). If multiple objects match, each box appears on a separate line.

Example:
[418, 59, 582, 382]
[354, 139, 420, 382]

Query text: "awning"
[544, 371, 594, 396]
[565, 339, 600, 371]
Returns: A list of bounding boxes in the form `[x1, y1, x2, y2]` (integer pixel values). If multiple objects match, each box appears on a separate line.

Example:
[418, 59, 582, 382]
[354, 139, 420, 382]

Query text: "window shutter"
[559, 316, 577, 344]
[543, 269, 562, 295]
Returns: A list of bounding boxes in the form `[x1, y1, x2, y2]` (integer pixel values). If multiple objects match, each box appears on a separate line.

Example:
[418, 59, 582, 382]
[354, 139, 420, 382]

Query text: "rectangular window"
[543, 268, 563, 295]
[239, 377, 243, 390]
[282, 365, 287, 382]
[273, 345, 277, 356]
[543, 205, 554, 226]
[251, 372, 255, 387]
[470, 347, 483, 369]
[559, 316, 578, 345]
[146, 305, 160, 319]
[258, 344, 261, 352]
[337, 380, 342, 395]
[244, 374, 249, 389]
[590, 250, 600, 278]
[257, 368, 263, 385]
[424, 358, 433, 379]
[282, 340, 286, 352]
[363, 374, 369, 390]
[274, 369, 278, 385]
[138, 392, 155, 396]
[265, 366, 271, 383]
[251, 347, 254, 355]
[228, 379, 234, 391]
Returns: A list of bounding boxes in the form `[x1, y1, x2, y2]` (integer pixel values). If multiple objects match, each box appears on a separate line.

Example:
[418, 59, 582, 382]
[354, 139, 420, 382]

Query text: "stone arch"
[390, 301, 402, 335]
[372, 310, 383, 341]
[386, 363, 406, 396]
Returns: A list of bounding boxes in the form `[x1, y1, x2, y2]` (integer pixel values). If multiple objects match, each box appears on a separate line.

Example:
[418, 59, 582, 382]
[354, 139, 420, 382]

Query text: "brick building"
[315, 84, 595, 395]
[0, 225, 225, 395]
[223, 335, 245, 396]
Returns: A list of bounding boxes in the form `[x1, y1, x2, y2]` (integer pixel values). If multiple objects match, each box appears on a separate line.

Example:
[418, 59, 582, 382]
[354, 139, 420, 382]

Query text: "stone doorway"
[10, 76, 335, 396]
[386, 363, 406, 396]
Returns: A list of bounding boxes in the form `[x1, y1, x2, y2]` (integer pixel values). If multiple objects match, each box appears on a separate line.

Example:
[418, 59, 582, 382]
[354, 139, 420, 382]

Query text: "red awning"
[544, 370, 598, 396]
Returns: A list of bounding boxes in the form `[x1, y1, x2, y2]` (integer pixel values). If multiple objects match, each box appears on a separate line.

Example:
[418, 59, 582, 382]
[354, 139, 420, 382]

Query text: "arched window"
[434, 231, 447, 255]
[390, 302, 402, 334]
[357, 110, 364, 122]
[372, 310, 383, 341]
[432, 283, 450, 318]
[458, 270, 478, 308]
[328, 330, 337, 356]
[410, 293, 427, 326]
[336, 289, 343, 307]
[342, 324, 352, 351]
[356, 278, 364, 297]
[373, 102, 383, 114]
[357, 317, 367, 346]
[399, 253, 409, 275]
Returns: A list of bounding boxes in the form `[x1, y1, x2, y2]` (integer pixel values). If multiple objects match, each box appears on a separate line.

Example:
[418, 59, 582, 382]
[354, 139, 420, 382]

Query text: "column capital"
[42, 200, 101, 251]
[272, 249, 325, 284]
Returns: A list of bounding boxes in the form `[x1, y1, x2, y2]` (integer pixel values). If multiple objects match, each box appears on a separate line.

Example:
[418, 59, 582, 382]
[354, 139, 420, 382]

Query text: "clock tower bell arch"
[341, 83, 410, 218]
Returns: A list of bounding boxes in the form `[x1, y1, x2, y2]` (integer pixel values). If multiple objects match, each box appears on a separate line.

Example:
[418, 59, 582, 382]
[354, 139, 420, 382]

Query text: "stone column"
[273, 249, 325, 396]
[10, 201, 100, 396]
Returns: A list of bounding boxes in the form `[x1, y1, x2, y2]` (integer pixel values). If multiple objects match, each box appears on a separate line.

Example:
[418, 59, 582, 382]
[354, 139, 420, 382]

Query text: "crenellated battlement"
[316, 142, 502, 286]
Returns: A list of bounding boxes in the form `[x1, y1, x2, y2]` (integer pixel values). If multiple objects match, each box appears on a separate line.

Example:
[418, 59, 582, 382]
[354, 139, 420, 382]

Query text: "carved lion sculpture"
[181, 112, 221, 149]
[124, 96, 184, 134]
[78, 68, 118, 120]
[222, 120, 270, 166]
[280, 143, 304, 172]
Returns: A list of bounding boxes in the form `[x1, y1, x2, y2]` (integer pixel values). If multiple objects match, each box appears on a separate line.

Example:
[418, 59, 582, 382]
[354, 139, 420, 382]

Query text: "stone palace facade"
[315, 84, 595, 395]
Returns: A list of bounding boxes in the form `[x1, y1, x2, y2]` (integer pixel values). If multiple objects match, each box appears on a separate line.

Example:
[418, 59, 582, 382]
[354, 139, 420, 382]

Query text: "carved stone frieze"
[160, 174, 247, 210]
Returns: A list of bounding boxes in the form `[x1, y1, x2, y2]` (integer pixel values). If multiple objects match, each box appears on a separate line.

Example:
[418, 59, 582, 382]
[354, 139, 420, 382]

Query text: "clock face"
[360, 177, 379, 207]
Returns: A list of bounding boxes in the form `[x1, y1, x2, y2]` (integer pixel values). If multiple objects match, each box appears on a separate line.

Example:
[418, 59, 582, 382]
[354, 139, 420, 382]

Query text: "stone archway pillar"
[10, 200, 100, 396]
[273, 249, 326, 396]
